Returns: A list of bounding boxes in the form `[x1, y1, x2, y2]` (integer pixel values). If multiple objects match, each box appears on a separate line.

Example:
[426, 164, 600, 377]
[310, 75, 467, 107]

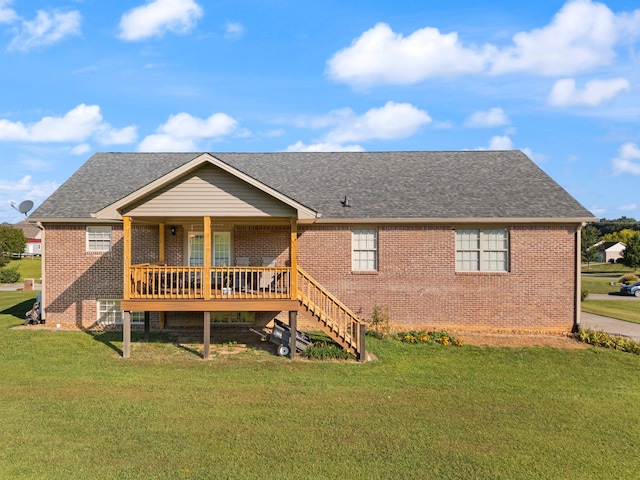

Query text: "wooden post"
[144, 311, 150, 342]
[203, 311, 211, 359]
[159, 312, 166, 329]
[123, 311, 131, 358]
[290, 218, 298, 300]
[358, 323, 366, 362]
[289, 310, 297, 360]
[203, 216, 211, 300]
[159, 223, 165, 264]
[123, 216, 132, 300]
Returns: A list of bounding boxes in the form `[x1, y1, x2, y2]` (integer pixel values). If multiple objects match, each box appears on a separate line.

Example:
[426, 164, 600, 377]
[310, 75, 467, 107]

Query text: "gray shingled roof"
[31, 151, 594, 220]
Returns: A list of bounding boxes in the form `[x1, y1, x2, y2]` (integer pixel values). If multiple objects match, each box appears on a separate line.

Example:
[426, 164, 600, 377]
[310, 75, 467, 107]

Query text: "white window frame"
[87, 226, 112, 252]
[456, 228, 509, 272]
[188, 231, 232, 267]
[97, 300, 144, 326]
[352, 228, 378, 272]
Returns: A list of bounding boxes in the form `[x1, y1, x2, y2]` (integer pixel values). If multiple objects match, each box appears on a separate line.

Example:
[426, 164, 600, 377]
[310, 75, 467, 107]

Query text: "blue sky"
[0, 0, 639, 223]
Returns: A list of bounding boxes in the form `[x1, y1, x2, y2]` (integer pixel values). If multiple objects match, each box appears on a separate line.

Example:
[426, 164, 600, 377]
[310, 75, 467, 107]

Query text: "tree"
[581, 225, 600, 267]
[622, 233, 640, 272]
[601, 228, 637, 245]
[0, 224, 26, 267]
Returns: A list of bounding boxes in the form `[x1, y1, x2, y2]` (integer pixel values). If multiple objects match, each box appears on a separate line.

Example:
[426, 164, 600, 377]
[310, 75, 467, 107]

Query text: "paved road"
[581, 312, 640, 342]
[0, 283, 41, 291]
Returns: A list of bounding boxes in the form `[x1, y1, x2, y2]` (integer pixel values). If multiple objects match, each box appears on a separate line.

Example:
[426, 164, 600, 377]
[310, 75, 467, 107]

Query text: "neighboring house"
[30, 151, 595, 359]
[13, 220, 42, 256]
[593, 241, 626, 263]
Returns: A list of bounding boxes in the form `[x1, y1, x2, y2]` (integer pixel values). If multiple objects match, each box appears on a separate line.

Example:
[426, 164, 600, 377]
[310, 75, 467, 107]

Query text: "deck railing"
[129, 264, 291, 300]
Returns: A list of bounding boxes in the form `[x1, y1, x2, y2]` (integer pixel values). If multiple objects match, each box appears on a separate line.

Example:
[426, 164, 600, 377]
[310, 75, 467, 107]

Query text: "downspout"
[36, 222, 45, 323]
[573, 223, 584, 333]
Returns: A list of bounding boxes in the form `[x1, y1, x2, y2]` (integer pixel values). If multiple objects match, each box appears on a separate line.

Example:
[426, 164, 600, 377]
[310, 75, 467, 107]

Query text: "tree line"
[582, 217, 640, 270]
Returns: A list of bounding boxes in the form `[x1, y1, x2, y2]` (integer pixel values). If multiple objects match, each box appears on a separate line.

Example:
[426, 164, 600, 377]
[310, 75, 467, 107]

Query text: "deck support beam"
[290, 218, 298, 300]
[144, 311, 150, 341]
[123, 216, 132, 300]
[289, 310, 297, 360]
[203, 311, 211, 359]
[123, 311, 131, 358]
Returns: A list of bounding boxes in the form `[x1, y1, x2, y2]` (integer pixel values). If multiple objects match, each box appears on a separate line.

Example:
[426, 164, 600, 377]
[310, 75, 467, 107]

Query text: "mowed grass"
[582, 299, 640, 325]
[2, 292, 640, 479]
[4, 257, 41, 282]
[581, 275, 620, 295]
[582, 262, 635, 274]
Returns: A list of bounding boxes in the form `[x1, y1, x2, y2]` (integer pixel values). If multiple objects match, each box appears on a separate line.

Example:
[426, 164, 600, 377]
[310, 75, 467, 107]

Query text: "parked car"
[620, 281, 640, 297]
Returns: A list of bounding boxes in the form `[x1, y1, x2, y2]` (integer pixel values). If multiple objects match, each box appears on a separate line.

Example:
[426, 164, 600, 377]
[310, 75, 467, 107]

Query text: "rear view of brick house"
[29, 151, 595, 359]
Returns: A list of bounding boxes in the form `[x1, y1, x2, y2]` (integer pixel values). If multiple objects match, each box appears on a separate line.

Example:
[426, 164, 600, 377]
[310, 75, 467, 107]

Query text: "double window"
[188, 231, 231, 266]
[456, 228, 509, 272]
[87, 226, 111, 252]
[97, 300, 143, 326]
[352, 228, 378, 271]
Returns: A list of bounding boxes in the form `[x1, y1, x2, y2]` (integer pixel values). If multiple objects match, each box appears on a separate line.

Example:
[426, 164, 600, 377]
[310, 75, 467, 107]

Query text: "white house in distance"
[594, 241, 626, 263]
[13, 221, 42, 256]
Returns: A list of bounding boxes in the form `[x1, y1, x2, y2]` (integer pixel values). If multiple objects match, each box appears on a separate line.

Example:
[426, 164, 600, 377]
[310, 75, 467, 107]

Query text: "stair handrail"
[296, 266, 366, 359]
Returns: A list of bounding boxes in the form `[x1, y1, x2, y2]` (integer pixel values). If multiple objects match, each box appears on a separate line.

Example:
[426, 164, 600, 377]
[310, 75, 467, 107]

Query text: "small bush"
[618, 273, 639, 285]
[396, 330, 463, 347]
[367, 303, 391, 339]
[577, 328, 640, 355]
[581, 288, 589, 301]
[302, 341, 353, 360]
[0, 266, 20, 284]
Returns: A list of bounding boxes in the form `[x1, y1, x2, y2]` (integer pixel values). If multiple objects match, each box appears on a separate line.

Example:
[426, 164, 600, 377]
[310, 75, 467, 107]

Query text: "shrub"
[396, 330, 463, 347]
[577, 328, 640, 355]
[0, 266, 20, 284]
[367, 303, 391, 339]
[618, 273, 639, 285]
[302, 341, 353, 360]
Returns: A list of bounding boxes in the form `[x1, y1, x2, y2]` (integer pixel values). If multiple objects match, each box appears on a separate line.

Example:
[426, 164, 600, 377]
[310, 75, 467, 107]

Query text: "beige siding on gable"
[123, 164, 295, 217]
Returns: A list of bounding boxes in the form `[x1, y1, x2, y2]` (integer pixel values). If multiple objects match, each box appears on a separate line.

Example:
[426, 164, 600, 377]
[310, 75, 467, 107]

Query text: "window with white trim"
[97, 300, 144, 326]
[456, 228, 509, 272]
[352, 228, 378, 271]
[87, 226, 111, 252]
[188, 232, 231, 266]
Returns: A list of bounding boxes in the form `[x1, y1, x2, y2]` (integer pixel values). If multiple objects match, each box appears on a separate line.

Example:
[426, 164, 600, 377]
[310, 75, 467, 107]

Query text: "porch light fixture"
[170, 226, 177, 236]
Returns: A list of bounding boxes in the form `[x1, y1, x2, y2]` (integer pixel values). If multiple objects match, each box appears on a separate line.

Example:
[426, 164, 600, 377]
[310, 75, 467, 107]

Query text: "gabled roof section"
[30, 151, 595, 223]
[94, 153, 317, 220]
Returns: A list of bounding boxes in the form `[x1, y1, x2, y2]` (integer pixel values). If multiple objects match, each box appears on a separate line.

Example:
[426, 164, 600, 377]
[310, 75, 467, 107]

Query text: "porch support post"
[203, 312, 210, 359]
[123, 311, 131, 358]
[573, 223, 583, 333]
[289, 310, 297, 360]
[123, 216, 132, 300]
[358, 323, 366, 362]
[290, 217, 298, 300]
[203, 216, 211, 300]
[158, 223, 165, 264]
[144, 311, 150, 341]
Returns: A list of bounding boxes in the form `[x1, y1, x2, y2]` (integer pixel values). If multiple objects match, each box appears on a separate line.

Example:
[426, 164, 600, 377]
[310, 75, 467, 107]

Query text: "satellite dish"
[18, 200, 33, 215]
[10, 200, 34, 216]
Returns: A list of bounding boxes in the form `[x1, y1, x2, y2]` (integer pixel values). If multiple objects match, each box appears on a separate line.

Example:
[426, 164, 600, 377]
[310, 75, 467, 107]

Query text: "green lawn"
[581, 275, 620, 295]
[4, 257, 41, 282]
[582, 262, 636, 274]
[1, 292, 640, 479]
[582, 299, 640, 325]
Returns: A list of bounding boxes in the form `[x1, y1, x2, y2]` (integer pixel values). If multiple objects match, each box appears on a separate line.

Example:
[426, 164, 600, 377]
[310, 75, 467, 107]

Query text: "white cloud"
[612, 142, 640, 175]
[118, 0, 203, 41]
[327, 1, 640, 87]
[327, 22, 491, 87]
[488, 135, 514, 150]
[521, 147, 548, 163]
[464, 108, 510, 128]
[286, 141, 364, 152]
[70, 143, 91, 155]
[7, 9, 81, 51]
[618, 203, 637, 211]
[138, 112, 238, 152]
[323, 102, 431, 144]
[0, 174, 58, 221]
[225, 21, 244, 39]
[0, 104, 137, 145]
[0, 0, 17, 24]
[548, 77, 631, 106]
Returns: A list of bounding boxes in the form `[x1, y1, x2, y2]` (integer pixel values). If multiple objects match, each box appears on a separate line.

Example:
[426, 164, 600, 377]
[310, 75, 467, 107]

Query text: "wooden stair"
[296, 267, 367, 361]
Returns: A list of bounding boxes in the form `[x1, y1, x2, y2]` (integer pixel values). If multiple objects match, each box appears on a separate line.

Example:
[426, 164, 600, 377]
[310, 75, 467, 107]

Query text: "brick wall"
[43, 222, 578, 334]
[296, 224, 578, 334]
